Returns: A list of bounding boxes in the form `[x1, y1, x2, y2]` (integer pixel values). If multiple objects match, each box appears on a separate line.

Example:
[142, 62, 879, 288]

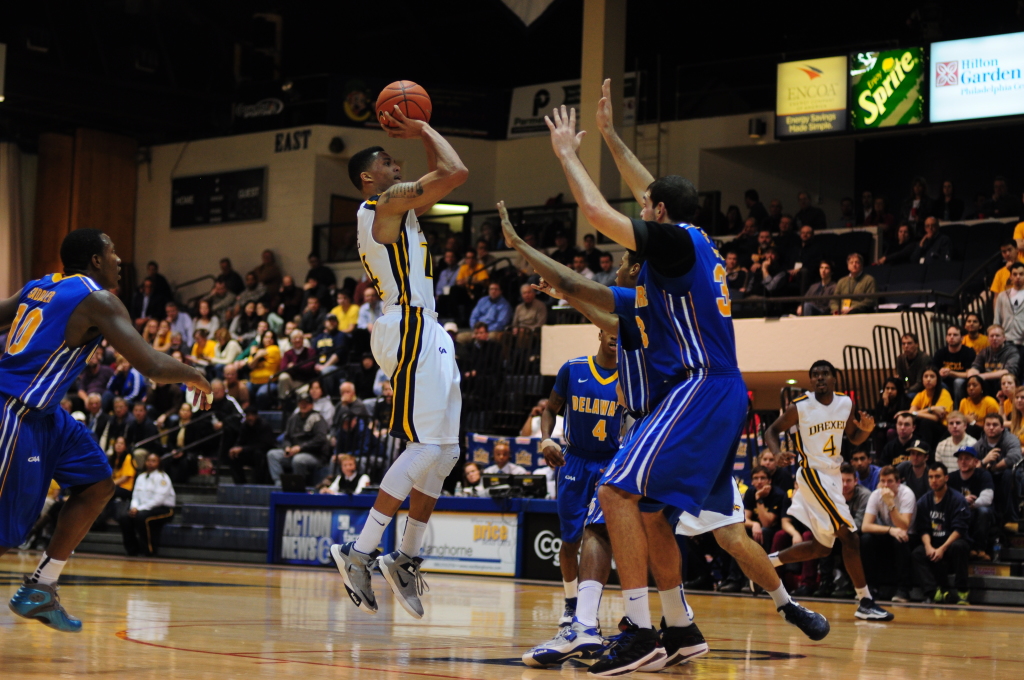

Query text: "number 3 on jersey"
[5, 304, 43, 355]
[712, 264, 732, 317]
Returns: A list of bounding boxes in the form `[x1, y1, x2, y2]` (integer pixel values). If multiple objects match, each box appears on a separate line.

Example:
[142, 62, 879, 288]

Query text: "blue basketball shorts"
[598, 372, 747, 518]
[556, 449, 613, 544]
[0, 397, 112, 547]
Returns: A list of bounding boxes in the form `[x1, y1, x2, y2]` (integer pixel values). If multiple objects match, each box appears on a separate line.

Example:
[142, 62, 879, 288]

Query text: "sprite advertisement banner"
[850, 48, 925, 128]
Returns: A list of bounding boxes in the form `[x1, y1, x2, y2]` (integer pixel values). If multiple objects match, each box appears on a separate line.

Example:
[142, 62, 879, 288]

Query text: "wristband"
[540, 439, 560, 453]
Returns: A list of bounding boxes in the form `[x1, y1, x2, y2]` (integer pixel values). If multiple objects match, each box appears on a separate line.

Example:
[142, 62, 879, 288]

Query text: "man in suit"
[131, 278, 168, 329]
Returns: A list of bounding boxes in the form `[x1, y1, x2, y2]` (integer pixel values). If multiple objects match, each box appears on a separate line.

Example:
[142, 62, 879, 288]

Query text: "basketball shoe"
[855, 598, 894, 621]
[378, 551, 429, 619]
[778, 601, 830, 640]
[659, 616, 709, 666]
[331, 542, 379, 614]
[522, 618, 606, 667]
[9, 578, 82, 633]
[587, 616, 666, 676]
[559, 597, 577, 627]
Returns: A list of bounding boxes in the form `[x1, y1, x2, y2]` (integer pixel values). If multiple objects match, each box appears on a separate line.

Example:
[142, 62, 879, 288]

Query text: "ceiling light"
[428, 203, 470, 215]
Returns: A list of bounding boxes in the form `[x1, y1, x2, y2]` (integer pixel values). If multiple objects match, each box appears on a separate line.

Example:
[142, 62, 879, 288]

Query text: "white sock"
[855, 585, 871, 601]
[400, 517, 428, 557]
[354, 508, 392, 555]
[768, 551, 783, 568]
[659, 585, 693, 627]
[563, 578, 578, 600]
[576, 580, 603, 627]
[768, 583, 792, 608]
[31, 553, 67, 586]
[622, 587, 652, 629]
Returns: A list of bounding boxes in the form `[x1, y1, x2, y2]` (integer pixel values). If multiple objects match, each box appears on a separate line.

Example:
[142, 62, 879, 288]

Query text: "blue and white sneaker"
[9, 578, 82, 633]
[378, 551, 429, 619]
[559, 596, 578, 627]
[778, 601, 830, 641]
[330, 542, 379, 614]
[522, 618, 606, 668]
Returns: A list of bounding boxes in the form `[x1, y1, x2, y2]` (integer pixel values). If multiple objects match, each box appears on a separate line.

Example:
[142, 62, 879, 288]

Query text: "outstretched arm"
[596, 79, 654, 204]
[546, 106, 636, 249]
[542, 280, 619, 335]
[81, 292, 212, 407]
[764, 405, 799, 463]
[498, 201, 614, 312]
[373, 107, 468, 243]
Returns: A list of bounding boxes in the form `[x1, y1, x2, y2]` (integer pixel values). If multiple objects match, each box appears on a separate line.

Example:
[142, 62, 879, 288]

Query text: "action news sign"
[397, 511, 518, 576]
[275, 507, 393, 566]
[930, 31, 1024, 123]
[775, 56, 848, 137]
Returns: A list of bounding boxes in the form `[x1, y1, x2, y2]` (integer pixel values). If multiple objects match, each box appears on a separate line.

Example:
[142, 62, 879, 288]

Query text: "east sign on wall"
[929, 31, 1024, 123]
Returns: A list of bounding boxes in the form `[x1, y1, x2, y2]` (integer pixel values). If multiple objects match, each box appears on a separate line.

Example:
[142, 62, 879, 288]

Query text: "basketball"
[376, 80, 432, 129]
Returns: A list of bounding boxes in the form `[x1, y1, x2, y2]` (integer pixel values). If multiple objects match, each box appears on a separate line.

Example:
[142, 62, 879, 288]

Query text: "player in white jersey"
[330, 105, 468, 620]
[764, 360, 894, 621]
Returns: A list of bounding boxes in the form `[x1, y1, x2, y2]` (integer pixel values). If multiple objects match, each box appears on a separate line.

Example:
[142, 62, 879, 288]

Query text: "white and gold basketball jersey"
[792, 391, 852, 473]
[356, 196, 435, 312]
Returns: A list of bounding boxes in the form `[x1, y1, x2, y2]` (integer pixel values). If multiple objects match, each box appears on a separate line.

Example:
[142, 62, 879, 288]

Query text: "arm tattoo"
[380, 181, 424, 203]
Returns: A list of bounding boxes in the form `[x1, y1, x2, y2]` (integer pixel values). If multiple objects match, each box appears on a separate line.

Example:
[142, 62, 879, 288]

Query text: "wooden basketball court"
[1, 551, 1019, 679]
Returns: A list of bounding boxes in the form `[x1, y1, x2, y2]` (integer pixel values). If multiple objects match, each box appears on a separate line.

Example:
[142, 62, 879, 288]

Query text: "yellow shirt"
[958, 396, 1000, 424]
[191, 340, 216, 360]
[1013, 221, 1024, 260]
[248, 344, 281, 384]
[911, 388, 954, 424]
[329, 304, 360, 333]
[456, 263, 489, 286]
[113, 455, 137, 491]
[992, 265, 1012, 294]
[1002, 398, 1014, 418]
[963, 333, 989, 352]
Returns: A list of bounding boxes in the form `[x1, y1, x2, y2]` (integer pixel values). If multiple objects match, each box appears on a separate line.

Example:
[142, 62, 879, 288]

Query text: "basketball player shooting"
[330, 104, 468, 619]
[0, 229, 211, 632]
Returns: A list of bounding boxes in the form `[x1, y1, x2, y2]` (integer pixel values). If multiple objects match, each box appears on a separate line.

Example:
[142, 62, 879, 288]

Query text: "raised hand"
[531, 278, 556, 298]
[497, 201, 524, 250]
[381, 105, 427, 139]
[544, 105, 586, 159]
[596, 78, 614, 134]
[856, 411, 876, 432]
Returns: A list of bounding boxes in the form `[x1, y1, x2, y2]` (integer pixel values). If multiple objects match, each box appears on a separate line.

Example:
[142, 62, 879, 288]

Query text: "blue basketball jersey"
[0, 273, 105, 413]
[552, 356, 622, 459]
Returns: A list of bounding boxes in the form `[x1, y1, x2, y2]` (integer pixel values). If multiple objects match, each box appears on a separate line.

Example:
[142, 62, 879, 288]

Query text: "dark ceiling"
[1, 0, 1022, 149]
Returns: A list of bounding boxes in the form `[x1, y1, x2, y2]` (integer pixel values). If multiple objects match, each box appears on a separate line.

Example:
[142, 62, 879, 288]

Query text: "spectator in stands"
[469, 282, 512, 334]
[253, 249, 283, 297]
[194, 299, 221, 337]
[350, 353, 379, 400]
[900, 177, 934, 234]
[748, 228, 774, 271]
[722, 251, 748, 300]
[208, 378, 243, 461]
[130, 278, 167, 330]
[910, 367, 952, 446]
[937, 411, 978, 470]
[788, 225, 821, 281]
[277, 274, 303, 322]
[797, 260, 835, 316]
[162, 305, 192, 351]
[998, 373, 1019, 421]
[879, 413, 920, 467]
[744, 189, 769, 226]
[278, 329, 318, 402]
[968, 325, 1019, 397]
[203, 277, 236, 324]
[877, 224, 915, 266]
[483, 440, 528, 475]
[933, 324, 975, 404]
[459, 462, 487, 497]
[910, 216, 950, 263]
[756, 449, 793, 492]
[223, 365, 249, 408]
[187, 328, 215, 377]
[974, 412, 1022, 525]
[226, 406, 276, 485]
[209, 327, 242, 379]
[1015, 199, 1024, 250]
[764, 198, 783, 232]
[230, 301, 261, 345]
[844, 461, 872, 527]
[460, 322, 502, 391]
[76, 352, 115, 410]
[911, 463, 971, 604]
[948, 446, 994, 560]
[571, 253, 595, 280]
[153, 320, 172, 353]
[235, 272, 267, 313]
[435, 250, 460, 293]
[305, 252, 336, 295]
[959, 376, 1000, 434]
[108, 353, 146, 404]
[84, 393, 109, 445]
[994, 243, 1023, 298]
[141, 318, 160, 346]
[724, 205, 744, 234]
[742, 464, 788, 552]
[851, 448, 880, 491]
[108, 436, 136, 512]
[230, 320, 269, 372]
[511, 284, 547, 334]
[456, 249, 489, 292]
[963, 313, 989, 352]
[861, 465, 917, 602]
[983, 176, 1021, 219]
[994, 262, 1024, 347]
[357, 288, 382, 331]
[592, 252, 617, 286]
[865, 196, 896, 237]
[897, 333, 930, 398]
[119, 452, 175, 557]
[312, 314, 347, 386]
[299, 296, 327, 336]
[248, 330, 281, 408]
[143, 261, 173, 300]
[898, 442, 932, 499]
[521, 398, 564, 439]
[300, 378, 335, 425]
[937, 180, 965, 222]
[126, 400, 161, 463]
[267, 394, 331, 485]
[580, 233, 605, 273]
[215, 258, 244, 296]
[549, 231, 577, 266]
[744, 248, 787, 299]
[164, 402, 214, 484]
[475, 239, 496, 270]
[832, 197, 856, 230]
[105, 397, 131, 456]
[257, 298, 284, 334]
[857, 190, 875, 226]
[794, 191, 826, 230]
[733, 218, 759, 267]
[320, 454, 370, 495]
[329, 291, 359, 335]
[831, 253, 876, 314]
[775, 214, 799, 257]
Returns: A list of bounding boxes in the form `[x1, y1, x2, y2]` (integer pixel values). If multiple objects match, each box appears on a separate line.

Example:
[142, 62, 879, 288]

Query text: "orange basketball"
[375, 80, 432, 129]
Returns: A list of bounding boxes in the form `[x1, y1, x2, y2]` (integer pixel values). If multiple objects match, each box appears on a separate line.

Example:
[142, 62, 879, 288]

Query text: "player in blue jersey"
[540, 329, 622, 627]
[0, 229, 211, 632]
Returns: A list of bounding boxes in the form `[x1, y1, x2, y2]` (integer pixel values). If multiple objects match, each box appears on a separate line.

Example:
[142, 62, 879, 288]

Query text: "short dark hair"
[744, 189, 759, 201]
[599, 252, 612, 260]
[930, 462, 949, 475]
[473, 322, 488, 331]
[895, 412, 915, 424]
[627, 249, 646, 268]
[901, 332, 919, 344]
[1011, 262, 1024, 273]
[583, 233, 595, 241]
[984, 412, 1004, 424]
[648, 175, 699, 222]
[751, 465, 768, 478]
[840, 463, 855, 475]
[851, 449, 869, 459]
[347, 146, 385, 190]
[60, 229, 107, 273]
[879, 465, 897, 479]
[809, 359, 836, 377]
[847, 252, 864, 266]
